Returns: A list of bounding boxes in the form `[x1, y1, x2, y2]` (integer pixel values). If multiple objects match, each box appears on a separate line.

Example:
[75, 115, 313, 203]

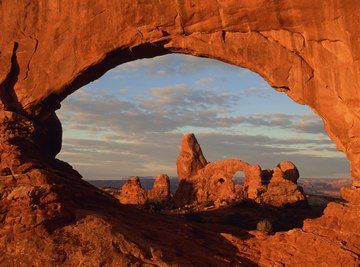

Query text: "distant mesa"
[118, 133, 307, 209]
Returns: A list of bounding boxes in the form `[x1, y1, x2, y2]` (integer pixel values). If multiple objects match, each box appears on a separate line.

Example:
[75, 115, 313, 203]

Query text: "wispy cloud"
[57, 83, 347, 179]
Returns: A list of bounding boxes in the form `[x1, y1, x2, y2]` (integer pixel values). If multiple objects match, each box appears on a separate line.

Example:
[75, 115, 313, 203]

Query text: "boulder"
[277, 161, 299, 183]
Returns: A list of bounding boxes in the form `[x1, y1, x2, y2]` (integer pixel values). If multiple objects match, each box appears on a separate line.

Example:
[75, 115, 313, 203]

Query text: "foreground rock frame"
[0, 1, 359, 266]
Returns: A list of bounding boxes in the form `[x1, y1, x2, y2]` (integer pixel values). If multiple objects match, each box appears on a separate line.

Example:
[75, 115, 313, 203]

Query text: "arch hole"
[233, 171, 244, 186]
[56, 53, 350, 204]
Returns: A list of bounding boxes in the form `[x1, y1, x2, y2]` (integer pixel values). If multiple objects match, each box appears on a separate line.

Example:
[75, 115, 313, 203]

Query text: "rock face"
[117, 176, 147, 205]
[174, 159, 250, 207]
[117, 174, 170, 205]
[277, 161, 299, 183]
[0, 1, 360, 265]
[176, 133, 208, 181]
[254, 164, 307, 207]
[147, 174, 171, 203]
[174, 134, 306, 207]
[1, 1, 360, 187]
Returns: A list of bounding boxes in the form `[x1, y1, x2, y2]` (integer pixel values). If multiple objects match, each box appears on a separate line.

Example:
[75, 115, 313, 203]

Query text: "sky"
[57, 54, 350, 180]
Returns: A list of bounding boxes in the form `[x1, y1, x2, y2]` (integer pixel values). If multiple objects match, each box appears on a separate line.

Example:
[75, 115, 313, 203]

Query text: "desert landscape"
[1, 1, 360, 266]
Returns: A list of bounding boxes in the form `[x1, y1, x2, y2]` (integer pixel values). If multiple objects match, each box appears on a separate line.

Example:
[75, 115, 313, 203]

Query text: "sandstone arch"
[1, 1, 359, 189]
[1, 1, 360, 265]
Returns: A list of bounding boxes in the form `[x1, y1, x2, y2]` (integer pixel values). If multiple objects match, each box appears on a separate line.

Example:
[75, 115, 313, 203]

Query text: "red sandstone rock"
[277, 161, 299, 183]
[175, 135, 306, 208]
[243, 163, 306, 207]
[0, 1, 359, 266]
[244, 164, 265, 199]
[117, 176, 147, 205]
[147, 174, 170, 202]
[176, 133, 207, 181]
[175, 159, 250, 206]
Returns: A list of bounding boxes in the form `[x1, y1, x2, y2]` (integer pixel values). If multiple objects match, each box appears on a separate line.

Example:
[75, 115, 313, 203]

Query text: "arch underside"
[1, 0, 359, 187]
[0, 0, 359, 265]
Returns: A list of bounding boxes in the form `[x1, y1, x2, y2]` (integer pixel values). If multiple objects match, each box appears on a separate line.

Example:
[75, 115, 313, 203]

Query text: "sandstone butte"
[0, 1, 359, 266]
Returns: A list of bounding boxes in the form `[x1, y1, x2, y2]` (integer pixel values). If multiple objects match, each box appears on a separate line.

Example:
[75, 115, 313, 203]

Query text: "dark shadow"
[179, 198, 330, 238]
[0, 42, 27, 115]
[173, 179, 198, 207]
[39, 42, 171, 117]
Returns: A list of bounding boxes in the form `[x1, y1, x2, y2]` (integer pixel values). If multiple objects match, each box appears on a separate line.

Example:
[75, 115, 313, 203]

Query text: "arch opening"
[56, 53, 350, 205]
[233, 171, 245, 186]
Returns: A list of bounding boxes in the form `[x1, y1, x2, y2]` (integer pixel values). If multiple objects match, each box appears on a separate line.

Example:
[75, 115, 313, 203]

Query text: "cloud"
[108, 54, 243, 79]
[109, 55, 176, 78]
[240, 87, 271, 98]
[292, 118, 325, 134]
[59, 132, 348, 179]
[57, 81, 347, 179]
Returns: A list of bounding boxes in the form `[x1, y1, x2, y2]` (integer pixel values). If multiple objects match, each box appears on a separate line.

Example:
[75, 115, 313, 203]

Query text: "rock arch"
[1, 1, 360, 265]
[1, 1, 359, 188]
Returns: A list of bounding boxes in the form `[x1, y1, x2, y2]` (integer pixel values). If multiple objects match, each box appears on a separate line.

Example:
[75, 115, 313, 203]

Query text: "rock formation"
[0, 0, 359, 265]
[117, 176, 147, 205]
[174, 134, 306, 207]
[147, 174, 171, 203]
[176, 133, 208, 181]
[174, 158, 250, 207]
[252, 163, 307, 207]
[117, 174, 170, 205]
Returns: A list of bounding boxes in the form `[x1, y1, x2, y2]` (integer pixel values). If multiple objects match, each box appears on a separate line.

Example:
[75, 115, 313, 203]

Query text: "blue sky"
[57, 54, 350, 180]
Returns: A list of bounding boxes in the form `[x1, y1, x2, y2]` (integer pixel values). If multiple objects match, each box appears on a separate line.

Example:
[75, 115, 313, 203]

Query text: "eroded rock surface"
[174, 134, 306, 208]
[0, 0, 359, 265]
[118, 174, 171, 205]
[245, 162, 306, 207]
[176, 133, 208, 181]
[147, 174, 171, 203]
[117, 176, 147, 205]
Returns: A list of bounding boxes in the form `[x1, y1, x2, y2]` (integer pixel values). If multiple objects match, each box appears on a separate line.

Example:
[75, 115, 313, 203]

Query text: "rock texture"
[0, 0, 360, 265]
[117, 176, 147, 205]
[174, 159, 250, 207]
[176, 133, 208, 181]
[254, 164, 307, 207]
[147, 174, 171, 203]
[117, 174, 170, 205]
[175, 134, 306, 207]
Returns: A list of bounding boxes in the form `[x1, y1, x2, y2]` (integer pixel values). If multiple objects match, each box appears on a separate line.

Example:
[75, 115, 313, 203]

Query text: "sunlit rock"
[117, 176, 147, 205]
[147, 174, 171, 203]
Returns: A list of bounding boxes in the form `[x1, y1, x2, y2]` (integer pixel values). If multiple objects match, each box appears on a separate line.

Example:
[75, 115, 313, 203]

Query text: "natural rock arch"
[1, 1, 360, 265]
[1, 0, 359, 188]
